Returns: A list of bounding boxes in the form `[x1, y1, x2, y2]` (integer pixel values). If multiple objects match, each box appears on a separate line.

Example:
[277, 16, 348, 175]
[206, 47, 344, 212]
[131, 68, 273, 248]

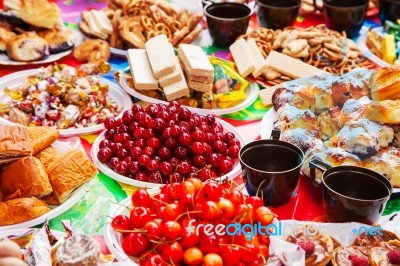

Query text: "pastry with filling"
[317, 106, 341, 140]
[0, 125, 33, 164]
[286, 226, 334, 266]
[37, 27, 76, 54]
[370, 65, 400, 101]
[364, 99, 400, 125]
[353, 229, 400, 247]
[369, 240, 400, 266]
[274, 103, 319, 132]
[56, 234, 100, 266]
[45, 149, 97, 203]
[326, 118, 394, 157]
[331, 246, 370, 266]
[6, 32, 49, 62]
[272, 86, 316, 112]
[0, 26, 15, 52]
[27, 126, 59, 155]
[0, 197, 50, 226]
[0, 156, 53, 200]
[363, 147, 400, 188]
[338, 96, 372, 128]
[301, 144, 362, 184]
[280, 128, 322, 151]
[19, 0, 61, 29]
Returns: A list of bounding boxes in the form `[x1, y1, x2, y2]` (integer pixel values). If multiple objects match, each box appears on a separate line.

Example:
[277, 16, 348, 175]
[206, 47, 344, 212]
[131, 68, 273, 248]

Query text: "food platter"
[0, 69, 133, 138]
[0, 140, 91, 231]
[118, 74, 259, 116]
[0, 30, 83, 66]
[91, 116, 247, 188]
[357, 26, 390, 67]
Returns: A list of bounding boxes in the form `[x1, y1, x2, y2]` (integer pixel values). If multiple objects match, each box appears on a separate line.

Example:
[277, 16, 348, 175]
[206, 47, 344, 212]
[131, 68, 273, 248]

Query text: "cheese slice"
[127, 49, 159, 90]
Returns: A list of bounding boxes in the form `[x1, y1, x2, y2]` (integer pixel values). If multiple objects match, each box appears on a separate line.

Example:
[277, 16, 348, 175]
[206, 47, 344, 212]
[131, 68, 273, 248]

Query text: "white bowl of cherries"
[91, 101, 247, 188]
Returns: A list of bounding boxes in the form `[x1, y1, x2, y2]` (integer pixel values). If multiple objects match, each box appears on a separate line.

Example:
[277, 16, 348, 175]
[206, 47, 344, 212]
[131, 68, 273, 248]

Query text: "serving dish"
[357, 26, 391, 67]
[0, 69, 132, 137]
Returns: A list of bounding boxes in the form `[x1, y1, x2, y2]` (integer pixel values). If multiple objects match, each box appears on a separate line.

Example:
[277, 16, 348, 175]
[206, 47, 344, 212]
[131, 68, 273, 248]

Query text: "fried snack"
[331, 246, 370, 266]
[366, 29, 383, 59]
[0, 125, 33, 164]
[286, 226, 334, 266]
[0, 156, 53, 200]
[0, 197, 50, 226]
[7, 32, 49, 62]
[80, 0, 203, 48]
[19, 0, 60, 29]
[370, 65, 400, 101]
[28, 126, 59, 155]
[240, 25, 373, 85]
[45, 149, 97, 203]
[73, 39, 110, 64]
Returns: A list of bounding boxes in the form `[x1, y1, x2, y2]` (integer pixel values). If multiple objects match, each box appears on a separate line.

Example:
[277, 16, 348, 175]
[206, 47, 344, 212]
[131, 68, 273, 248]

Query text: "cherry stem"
[174, 210, 202, 223]
[114, 229, 147, 233]
[218, 243, 251, 252]
[110, 201, 132, 212]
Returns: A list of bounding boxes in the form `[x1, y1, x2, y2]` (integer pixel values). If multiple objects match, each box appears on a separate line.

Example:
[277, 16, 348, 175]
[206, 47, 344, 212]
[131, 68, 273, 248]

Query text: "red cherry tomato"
[122, 232, 149, 256]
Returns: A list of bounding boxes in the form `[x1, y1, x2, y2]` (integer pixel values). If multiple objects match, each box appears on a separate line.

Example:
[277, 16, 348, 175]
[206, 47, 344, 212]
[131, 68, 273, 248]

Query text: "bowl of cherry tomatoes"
[91, 101, 247, 188]
[104, 178, 276, 265]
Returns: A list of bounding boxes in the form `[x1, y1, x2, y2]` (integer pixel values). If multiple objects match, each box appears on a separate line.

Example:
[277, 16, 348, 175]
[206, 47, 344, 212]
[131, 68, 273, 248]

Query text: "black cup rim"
[239, 139, 305, 174]
[323, 0, 369, 10]
[322, 165, 393, 202]
[204, 2, 253, 22]
[256, 0, 301, 10]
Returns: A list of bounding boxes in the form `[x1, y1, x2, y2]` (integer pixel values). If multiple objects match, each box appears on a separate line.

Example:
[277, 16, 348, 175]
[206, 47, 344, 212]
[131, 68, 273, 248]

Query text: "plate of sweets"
[0, 62, 132, 137]
[91, 101, 247, 188]
[78, 0, 204, 57]
[0, 0, 81, 65]
[0, 125, 98, 231]
[117, 34, 259, 116]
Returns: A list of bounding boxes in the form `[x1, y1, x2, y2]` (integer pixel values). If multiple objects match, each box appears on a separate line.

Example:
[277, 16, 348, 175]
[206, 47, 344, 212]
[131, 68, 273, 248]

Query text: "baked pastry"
[0, 26, 15, 52]
[363, 147, 400, 188]
[37, 27, 76, 54]
[301, 145, 362, 184]
[331, 246, 370, 266]
[36, 146, 60, 172]
[46, 149, 97, 203]
[0, 125, 33, 164]
[0, 10, 30, 30]
[370, 66, 400, 101]
[364, 99, 400, 125]
[6, 32, 49, 62]
[27, 126, 59, 155]
[369, 240, 400, 266]
[353, 229, 400, 247]
[0, 156, 53, 199]
[338, 96, 371, 128]
[280, 128, 323, 151]
[331, 69, 371, 107]
[57, 234, 100, 266]
[73, 39, 110, 64]
[0, 197, 51, 226]
[272, 87, 316, 112]
[317, 106, 341, 140]
[326, 118, 394, 157]
[307, 77, 335, 114]
[286, 226, 334, 266]
[274, 104, 319, 132]
[20, 0, 61, 29]
[41, 193, 60, 205]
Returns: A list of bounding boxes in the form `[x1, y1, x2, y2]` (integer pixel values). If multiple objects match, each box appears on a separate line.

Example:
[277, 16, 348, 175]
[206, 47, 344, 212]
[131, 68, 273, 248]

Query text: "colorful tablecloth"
[0, 0, 399, 238]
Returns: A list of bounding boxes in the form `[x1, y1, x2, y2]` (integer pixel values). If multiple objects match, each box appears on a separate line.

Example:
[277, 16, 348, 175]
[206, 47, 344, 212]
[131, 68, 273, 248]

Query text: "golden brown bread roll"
[27, 126, 59, 155]
[0, 125, 33, 164]
[0, 197, 51, 226]
[370, 66, 400, 101]
[46, 149, 97, 203]
[20, 0, 61, 29]
[35, 146, 60, 172]
[364, 99, 400, 125]
[0, 156, 53, 199]
[41, 193, 60, 205]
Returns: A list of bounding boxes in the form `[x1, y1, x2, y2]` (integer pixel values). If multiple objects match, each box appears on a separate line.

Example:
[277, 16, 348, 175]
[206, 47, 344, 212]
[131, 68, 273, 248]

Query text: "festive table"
[0, 0, 399, 246]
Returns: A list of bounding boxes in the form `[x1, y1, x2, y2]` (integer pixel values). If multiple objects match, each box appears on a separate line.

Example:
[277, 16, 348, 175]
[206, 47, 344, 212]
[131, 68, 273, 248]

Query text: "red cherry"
[159, 161, 173, 176]
[111, 215, 131, 232]
[130, 206, 153, 228]
[138, 154, 151, 166]
[107, 157, 119, 169]
[191, 129, 205, 142]
[246, 196, 264, 209]
[97, 148, 112, 163]
[135, 138, 146, 148]
[142, 146, 155, 157]
[200, 201, 221, 221]
[165, 137, 178, 149]
[162, 221, 182, 240]
[116, 148, 129, 159]
[177, 161, 192, 175]
[135, 171, 149, 182]
[197, 168, 217, 182]
[203, 254, 223, 266]
[99, 139, 111, 148]
[191, 142, 205, 155]
[199, 235, 220, 254]
[122, 110, 135, 125]
[131, 104, 144, 113]
[144, 254, 166, 266]
[147, 137, 161, 149]
[144, 220, 162, 242]
[131, 189, 152, 207]
[146, 159, 159, 171]
[206, 115, 216, 125]
[192, 155, 206, 168]
[217, 198, 235, 220]
[174, 146, 189, 159]
[181, 227, 200, 248]
[178, 107, 191, 121]
[134, 127, 144, 139]
[122, 232, 149, 256]
[225, 190, 245, 206]
[170, 125, 181, 137]
[169, 172, 183, 183]
[143, 128, 155, 139]
[162, 241, 183, 263]
[218, 158, 234, 174]
[115, 161, 129, 175]
[227, 145, 240, 159]
[160, 203, 182, 221]
[104, 117, 117, 129]
[129, 161, 140, 174]
[229, 138, 241, 147]
[148, 171, 163, 183]
[183, 247, 203, 266]
[219, 244, 242, 265]
[124, 140, 135, 150]
[130, 147, 142, 159]
[152, 118, 166, 131]
[213, 140, 227, 154]
[178, 132, 192, 146]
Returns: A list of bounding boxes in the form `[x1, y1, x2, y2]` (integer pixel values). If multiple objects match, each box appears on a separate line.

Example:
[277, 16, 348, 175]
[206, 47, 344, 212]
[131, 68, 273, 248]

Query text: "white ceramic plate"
[91, 117, 247, 188]
[119, 75, 259, 116]
[0, 69, 133, 138]
[357, 26, 390, 67]
[0, 141, 91, 231]
[0, 31, 83, 66]
[259, 108, 400, 193]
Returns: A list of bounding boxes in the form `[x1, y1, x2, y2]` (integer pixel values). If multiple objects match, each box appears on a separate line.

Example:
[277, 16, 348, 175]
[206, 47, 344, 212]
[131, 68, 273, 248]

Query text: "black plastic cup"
[239, 139, 304, 207]
[379, 0, 400, 24]
[256, 0, 301, 29]
[310, 160, 392, 225]
[204, 2, 252, 48]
